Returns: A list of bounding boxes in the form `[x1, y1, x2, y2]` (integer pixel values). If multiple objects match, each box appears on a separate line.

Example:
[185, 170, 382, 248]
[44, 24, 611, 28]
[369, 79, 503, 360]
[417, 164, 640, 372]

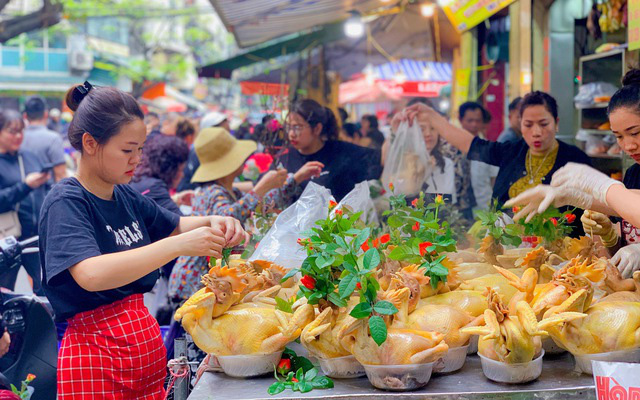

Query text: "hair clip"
[73, 81, 94, 104]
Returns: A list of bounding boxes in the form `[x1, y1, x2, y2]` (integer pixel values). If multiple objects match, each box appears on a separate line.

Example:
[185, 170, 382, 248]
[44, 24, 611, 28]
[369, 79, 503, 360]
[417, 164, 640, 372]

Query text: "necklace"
[527, 144, 555, 184]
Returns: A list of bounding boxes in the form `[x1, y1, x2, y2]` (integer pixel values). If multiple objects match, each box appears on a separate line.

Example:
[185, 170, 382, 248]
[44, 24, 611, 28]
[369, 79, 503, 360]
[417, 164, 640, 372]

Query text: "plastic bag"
[381, 121, 431, 197]
[249, 182, 332, 269]
[574, 82, 618, 108]
[339, 181, 379, 226]
[592, 359, 640, 394]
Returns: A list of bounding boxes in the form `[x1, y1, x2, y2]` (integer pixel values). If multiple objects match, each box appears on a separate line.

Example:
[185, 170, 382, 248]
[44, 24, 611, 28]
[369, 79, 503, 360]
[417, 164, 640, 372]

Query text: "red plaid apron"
[58, 294, 166, 399]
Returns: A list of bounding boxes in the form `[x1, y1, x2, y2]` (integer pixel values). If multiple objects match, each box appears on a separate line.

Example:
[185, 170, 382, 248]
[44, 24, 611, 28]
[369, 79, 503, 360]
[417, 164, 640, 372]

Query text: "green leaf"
[299, 381, 314, 393]
[327, 292, 348, 308]
[369, 315, 388, 346]
[296, 368, 304, 382]
[338, 274, 358, 299]
[430, 264, 449, 276]
[291, 355, 315, 373]
[268, 381, 286, 395]
[373, 300, 398, 315]
[311, 375, 334, 389]
[339, 218, 352, 231]
[388, 246, 411, 260]
[343, 262, 358, 274]
[304, 368, 318, 381]
[362, 248, 381, 271]
[353, 227, 371, 250]
[350, 302, 372, 318]
[333, 235, 349, 249]
[275, 297, 293, 313]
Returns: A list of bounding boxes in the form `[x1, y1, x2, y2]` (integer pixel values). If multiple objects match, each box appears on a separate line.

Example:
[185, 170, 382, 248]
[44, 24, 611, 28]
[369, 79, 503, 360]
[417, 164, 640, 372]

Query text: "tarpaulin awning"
[240, 81, 290, 96]
[208, 0, 385, 48]
[373, 60, 452, 82]
[197, 22, 345, 79]
[140, 82, 207, 112]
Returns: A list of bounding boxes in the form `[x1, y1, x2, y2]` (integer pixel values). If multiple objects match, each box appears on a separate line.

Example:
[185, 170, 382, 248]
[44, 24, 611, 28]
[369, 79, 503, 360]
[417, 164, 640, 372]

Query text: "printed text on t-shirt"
[106, 221, 144, 247]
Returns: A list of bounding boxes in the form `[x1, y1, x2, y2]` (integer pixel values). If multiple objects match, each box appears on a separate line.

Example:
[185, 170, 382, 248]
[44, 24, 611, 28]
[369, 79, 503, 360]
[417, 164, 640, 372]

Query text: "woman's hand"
[172, 190, 195, 206]
[294, 161, 324, 184]
[404, 103, 447, 127]
[506, 185, 594, 222]
[551, 163, 623, 206]
[581, 210, 618, 246]
[210, 216, 250, 247]
[254, 169, 288, 197]
[611, 243, 640, 279]
[25, 172, 50, 189]
[174, 226, 225, 258]
[0, 331, 10, 358]
[390, 112, 403, 133]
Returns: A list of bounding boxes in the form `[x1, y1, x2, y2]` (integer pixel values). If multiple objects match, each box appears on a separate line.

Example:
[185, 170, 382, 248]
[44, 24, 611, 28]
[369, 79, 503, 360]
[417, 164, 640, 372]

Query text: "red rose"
[565, 214, 576, 224]
[412, 222, 420, 231]
[335, 209, 343, 217]
[550, 218, 558, 227]
[291, 377, 299, 383]
[419, 242, 433, 256]
[372, 238, 380, 248]
[512, 206, 521, 213]
[329, 200, 338, 209]
[389, 183, 395, 191]
[380, 234, 390, 244]
[411, 198, 419, 207]
[300, 275, 316, 290]
[277, 358, 291, 375]
[356, 282, 362, 290]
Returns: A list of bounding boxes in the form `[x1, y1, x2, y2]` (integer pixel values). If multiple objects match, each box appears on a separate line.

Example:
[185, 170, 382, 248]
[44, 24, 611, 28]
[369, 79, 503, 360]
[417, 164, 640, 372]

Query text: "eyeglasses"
[286, 124, 307, 134]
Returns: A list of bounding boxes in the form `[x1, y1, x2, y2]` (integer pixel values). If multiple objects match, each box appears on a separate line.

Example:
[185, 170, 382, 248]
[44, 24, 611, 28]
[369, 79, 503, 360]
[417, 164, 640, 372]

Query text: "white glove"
[551, 163, 623, 206]
[505, 185, 593, 223]
[611, 243, 640, 279]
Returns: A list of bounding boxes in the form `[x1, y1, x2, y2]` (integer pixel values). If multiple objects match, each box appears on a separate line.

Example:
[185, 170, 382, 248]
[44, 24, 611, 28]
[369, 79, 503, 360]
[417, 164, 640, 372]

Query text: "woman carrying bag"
[0, 109, 50, 293]
[40, 82, 248, 399]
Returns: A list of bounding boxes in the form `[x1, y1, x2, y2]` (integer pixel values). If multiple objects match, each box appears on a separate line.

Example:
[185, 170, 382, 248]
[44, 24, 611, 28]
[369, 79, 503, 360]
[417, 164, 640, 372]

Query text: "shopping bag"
[381, 121, 431, 197]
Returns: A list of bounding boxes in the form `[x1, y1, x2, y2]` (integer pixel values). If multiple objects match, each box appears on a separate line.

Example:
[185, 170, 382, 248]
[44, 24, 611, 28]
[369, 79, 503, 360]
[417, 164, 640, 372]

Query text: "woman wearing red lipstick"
[403, 91, 590, 231]
[38, 82, 249, 399]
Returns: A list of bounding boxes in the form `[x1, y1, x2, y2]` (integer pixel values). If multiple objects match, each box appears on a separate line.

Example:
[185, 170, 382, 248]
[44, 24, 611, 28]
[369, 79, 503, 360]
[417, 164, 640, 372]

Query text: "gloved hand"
[611, 243, 640, 279]
[581, 210, 618, 247]
[551, 163, 623, 206]
[505, 185, 593, 222]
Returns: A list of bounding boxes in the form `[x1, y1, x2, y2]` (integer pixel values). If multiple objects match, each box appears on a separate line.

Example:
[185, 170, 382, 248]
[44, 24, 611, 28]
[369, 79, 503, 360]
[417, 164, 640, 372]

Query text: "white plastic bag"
[592, 360, 640, 397]
[574, 82, 618, 108]
[249, 182, 332, 269]
[381, 121, 431, 197]
[339, 181, 379, 226]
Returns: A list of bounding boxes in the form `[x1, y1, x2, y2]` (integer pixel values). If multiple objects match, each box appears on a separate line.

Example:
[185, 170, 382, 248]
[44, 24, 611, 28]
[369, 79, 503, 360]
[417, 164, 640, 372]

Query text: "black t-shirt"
[279, 141, 382, 201]
[39, 178, 180, 321]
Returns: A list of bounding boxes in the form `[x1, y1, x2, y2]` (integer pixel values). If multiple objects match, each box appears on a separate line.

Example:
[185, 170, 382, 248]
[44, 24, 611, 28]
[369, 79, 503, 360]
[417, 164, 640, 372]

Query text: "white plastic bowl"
[363, 362, 435, 391]
[435, 345, 469, 374]
[573, 347, 640, 375]
[467, 336, 479, 354]
[478, 350, 544, 384]
[542, 337, 566, 355]
[318, 355, 366, 379]
[216, 351, 283, 378]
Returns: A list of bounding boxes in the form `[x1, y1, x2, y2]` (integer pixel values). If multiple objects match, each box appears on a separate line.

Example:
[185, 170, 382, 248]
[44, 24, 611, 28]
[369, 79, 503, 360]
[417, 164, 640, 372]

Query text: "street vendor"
[279, 99, 382, 201]
[39, 82, 249, 399]
[403, 91, 591, 233]
[507, 68, 640, 279]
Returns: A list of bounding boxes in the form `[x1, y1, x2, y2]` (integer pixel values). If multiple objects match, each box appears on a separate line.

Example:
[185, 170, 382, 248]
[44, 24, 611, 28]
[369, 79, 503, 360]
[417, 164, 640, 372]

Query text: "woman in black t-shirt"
[40, 82, 248, 399]
[279, 99, 382, 201]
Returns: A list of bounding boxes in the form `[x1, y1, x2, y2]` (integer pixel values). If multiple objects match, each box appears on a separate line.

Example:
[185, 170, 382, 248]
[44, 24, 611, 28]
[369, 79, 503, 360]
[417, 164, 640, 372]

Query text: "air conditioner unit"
[69, 51, 94, 71]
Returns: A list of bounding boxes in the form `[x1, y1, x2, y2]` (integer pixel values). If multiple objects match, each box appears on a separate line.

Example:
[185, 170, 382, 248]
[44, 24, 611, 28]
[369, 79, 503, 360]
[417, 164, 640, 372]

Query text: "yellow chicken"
[544, 289, 640, 355]
[418, 290, 488, 318]
[301, 300, 359, 359]
[458, 274, 519, 303]
[408, 303, 482, 348]
[340, 288, 448, 365]
[461, 289, 585, 363]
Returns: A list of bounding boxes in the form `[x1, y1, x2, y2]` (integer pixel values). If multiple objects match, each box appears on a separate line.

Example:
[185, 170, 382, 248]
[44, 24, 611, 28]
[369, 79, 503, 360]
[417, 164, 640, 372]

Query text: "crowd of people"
[3, 73, 640, 397]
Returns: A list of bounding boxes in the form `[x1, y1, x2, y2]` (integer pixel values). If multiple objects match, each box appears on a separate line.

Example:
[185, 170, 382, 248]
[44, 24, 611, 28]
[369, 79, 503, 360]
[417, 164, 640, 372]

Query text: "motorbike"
[0, 236, 57, 400]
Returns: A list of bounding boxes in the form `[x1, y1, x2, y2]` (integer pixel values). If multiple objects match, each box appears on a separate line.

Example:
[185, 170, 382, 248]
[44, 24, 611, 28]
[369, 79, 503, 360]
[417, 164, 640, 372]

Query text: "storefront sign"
[593, 361, 640, 400]
[442, 0, 517, 32]
[629, 0, 640, 51]
[454, 68, 471, 111]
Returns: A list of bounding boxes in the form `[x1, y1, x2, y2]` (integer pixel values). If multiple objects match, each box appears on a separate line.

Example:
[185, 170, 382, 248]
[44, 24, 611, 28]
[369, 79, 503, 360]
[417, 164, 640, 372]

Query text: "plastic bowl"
[478, 351, 544, 384]
[363, 362, 435, 391]
[468, 336, 479, 355]
[573, 347, 640, 375]
[318, 355, 366, 379]
[216, 351, 283, 378]
[435, 345, 469, 374]
[543, 338, 566, 355]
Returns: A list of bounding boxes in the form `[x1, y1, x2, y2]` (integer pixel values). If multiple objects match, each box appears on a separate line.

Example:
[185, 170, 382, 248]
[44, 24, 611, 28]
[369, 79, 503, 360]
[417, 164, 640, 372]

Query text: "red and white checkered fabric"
[58, 294, 166, 399]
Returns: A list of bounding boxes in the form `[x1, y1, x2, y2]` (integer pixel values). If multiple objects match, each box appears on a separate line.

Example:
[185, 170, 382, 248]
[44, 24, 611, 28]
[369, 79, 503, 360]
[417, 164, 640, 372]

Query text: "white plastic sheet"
[381, 121, 431, 197]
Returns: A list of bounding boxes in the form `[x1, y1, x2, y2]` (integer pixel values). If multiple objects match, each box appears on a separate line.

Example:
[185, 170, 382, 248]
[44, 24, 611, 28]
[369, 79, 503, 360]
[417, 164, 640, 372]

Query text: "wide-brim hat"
[191, 127, 257, 183]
